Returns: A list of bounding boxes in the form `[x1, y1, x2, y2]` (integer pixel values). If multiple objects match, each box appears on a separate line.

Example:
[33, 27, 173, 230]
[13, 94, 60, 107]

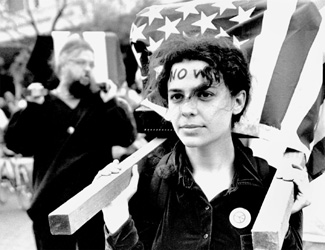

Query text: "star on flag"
[147, 37, 164, 52]
[211, 0, 236, 15]
[230, 6, 255, 23]
[192, 11, 219, 34]
[175, 1, 200, 20]
[130, 23, 147, 43]
[139, 5, 164, 25]
[215, 27, 229, 38]
[158, 16, 182, 40]
[232, 35, 249, 49]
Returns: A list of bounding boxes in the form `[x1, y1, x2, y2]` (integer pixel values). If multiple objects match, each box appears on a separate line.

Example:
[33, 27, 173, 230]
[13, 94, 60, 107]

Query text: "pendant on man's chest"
[67, 126, 75, 134]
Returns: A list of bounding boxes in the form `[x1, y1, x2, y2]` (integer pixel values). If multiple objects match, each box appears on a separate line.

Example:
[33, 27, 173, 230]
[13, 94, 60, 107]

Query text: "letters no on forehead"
[169, 68, 206, 81]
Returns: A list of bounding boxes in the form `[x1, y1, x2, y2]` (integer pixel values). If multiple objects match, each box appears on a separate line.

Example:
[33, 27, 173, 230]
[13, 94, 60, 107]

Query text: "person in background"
[4, 35, 137, 250]
[0, 107, 8, 155]
[0, 56, 15, 99]
[95, 35, 311, 250]
[0, 56, 17, 118]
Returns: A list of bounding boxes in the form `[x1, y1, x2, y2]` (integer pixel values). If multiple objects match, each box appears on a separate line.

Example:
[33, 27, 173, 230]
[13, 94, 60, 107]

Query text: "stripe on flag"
[306, 99, 325, 178]
[261, 2, 321, 129]
[241, 0, 298, 131]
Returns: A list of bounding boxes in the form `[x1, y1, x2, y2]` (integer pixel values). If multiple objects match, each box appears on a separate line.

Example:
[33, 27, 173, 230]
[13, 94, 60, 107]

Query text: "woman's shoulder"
[153, 152, 174, 179]
[234, 137, 276, 185]
[253, 155, 276, 183]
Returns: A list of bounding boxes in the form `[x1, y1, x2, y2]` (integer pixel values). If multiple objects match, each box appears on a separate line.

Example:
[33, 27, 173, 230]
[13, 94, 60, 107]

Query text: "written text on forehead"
[169, 67, 220, 83]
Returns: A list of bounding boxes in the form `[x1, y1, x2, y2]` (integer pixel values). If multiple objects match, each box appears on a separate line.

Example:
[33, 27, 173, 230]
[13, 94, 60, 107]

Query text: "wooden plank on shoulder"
[48, 137, 167, 235]
[252, 167, 294, 250]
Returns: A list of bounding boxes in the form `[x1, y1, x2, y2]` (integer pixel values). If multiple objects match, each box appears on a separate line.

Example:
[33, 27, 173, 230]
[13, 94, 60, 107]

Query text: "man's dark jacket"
[4, 92, 136, 221]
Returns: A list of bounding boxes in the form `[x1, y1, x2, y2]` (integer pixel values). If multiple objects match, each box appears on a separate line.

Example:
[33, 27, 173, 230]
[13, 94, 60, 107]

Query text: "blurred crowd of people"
[0, 50, 29, 155]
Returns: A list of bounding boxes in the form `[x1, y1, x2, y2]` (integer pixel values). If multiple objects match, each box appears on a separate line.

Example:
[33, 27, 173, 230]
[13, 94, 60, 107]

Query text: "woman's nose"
[181, 98, 197, 116]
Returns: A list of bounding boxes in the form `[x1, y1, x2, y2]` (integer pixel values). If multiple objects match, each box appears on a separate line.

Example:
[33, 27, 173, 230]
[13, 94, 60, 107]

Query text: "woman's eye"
[197, 91, 214, 99]
[169, 93, 183, 102]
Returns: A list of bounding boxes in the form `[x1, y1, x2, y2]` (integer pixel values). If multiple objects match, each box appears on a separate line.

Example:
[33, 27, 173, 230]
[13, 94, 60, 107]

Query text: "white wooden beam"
[48, 137, 166, 235]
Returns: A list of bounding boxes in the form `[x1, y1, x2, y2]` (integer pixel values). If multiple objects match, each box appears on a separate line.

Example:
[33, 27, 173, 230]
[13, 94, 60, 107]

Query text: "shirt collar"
[166, 137, 265, 190]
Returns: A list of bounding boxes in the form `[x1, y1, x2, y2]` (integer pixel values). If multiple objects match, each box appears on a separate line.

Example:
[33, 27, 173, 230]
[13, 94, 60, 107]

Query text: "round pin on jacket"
[229, 207, 251, 229]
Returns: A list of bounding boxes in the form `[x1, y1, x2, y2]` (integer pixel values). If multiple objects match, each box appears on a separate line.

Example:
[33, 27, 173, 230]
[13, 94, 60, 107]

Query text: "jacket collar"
[162, 136, 265, 190]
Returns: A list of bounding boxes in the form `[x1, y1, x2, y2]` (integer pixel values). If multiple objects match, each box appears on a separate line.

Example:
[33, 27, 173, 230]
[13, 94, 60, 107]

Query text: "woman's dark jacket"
[4, 92, 136, 221]
[106, 137, 302, 250]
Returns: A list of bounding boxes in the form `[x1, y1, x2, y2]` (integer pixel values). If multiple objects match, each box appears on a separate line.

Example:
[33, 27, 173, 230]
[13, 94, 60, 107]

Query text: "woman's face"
[167, 60, 246, 149]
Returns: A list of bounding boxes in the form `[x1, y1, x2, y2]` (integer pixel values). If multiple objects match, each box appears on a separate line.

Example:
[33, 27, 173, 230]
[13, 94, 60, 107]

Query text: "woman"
[97, 35, 310, 250]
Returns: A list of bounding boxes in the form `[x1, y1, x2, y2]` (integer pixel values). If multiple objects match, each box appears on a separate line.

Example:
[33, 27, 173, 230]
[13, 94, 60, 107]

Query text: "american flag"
[130, 0, 325, 178]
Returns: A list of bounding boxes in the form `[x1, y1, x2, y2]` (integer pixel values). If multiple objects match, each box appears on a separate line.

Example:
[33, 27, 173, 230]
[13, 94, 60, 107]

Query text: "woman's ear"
[232, 90, 246, 115]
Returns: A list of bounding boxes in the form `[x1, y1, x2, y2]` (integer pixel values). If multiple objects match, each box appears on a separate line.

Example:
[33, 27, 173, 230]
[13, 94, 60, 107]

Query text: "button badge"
[229, 207, 251, 229]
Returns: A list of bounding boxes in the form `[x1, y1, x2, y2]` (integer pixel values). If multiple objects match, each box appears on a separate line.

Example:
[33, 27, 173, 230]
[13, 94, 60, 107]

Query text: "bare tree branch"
[51, 0, 67, 31]
[25, 0, 40, 35]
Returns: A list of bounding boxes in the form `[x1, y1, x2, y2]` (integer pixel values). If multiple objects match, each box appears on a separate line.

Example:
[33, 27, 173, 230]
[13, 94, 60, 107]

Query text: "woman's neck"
[186, 136, 235, 172]
[186, 135, 236, 201]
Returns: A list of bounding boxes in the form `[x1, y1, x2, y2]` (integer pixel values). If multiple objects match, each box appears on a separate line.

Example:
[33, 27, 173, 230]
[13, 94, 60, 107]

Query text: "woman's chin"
[179, 137, 202, 148]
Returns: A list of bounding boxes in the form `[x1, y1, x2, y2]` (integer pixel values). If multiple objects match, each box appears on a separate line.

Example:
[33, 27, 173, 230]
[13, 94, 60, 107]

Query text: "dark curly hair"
[145, 35, 251, 127]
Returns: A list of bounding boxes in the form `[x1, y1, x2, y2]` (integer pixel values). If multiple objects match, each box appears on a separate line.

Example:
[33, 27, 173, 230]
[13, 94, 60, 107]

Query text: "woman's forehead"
[171, 60, 208, 72]
[169, 60, 209, 82]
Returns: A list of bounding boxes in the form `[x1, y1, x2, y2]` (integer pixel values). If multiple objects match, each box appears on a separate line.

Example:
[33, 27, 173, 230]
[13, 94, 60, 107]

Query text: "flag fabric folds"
[130, 0, 325, 178]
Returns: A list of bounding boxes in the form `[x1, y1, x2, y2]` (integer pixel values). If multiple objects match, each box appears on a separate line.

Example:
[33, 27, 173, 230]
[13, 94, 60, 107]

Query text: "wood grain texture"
[252, 168, 294, 250]
[48, 138, 166, 235]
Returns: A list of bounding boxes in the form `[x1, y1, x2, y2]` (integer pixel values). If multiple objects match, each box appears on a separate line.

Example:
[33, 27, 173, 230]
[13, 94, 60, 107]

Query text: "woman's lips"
[180, 124, 202, 129]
